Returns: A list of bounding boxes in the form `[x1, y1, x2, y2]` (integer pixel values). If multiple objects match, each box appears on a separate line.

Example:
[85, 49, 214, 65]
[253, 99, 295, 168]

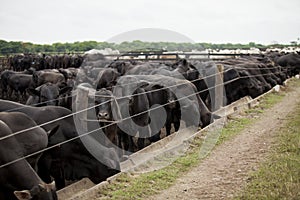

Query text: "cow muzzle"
[167, 99, 177, 109]
[97, 112, 110, 120]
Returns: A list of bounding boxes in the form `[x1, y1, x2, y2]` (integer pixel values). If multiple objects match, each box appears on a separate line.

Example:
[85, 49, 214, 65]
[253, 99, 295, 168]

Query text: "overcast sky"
[0, 0, 299, 44]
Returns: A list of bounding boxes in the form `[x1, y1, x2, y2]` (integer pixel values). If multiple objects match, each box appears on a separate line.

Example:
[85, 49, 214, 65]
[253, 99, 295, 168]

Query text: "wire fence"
[1, 64, 290, 133]
[0, 67, 290, 169]
[3, 63, 289, 109]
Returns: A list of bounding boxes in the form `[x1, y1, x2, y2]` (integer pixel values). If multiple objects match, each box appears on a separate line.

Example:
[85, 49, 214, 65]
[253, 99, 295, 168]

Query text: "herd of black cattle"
[4, 53, 84, 71]
[0, 51, 300, 199]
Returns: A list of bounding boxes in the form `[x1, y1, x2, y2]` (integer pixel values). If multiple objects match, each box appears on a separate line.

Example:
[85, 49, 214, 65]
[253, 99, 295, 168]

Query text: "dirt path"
[147, 84, 300, 200]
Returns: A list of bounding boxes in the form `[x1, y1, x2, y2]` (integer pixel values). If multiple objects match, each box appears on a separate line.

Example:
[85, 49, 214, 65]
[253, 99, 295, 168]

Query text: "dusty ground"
[147, 84, 300, 200]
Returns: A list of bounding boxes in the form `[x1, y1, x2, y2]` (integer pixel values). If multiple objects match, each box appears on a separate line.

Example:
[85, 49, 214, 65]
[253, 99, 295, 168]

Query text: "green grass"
[95, 79, 300, 200]
[259, 92, 285, 109]
[217, 117, 252, 145]
[234, 103, 300, 200]
[217, 87, 286, 145]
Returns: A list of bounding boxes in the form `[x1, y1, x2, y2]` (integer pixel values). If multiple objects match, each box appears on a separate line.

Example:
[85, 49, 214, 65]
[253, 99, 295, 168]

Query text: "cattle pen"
[0, 50, 299, 200]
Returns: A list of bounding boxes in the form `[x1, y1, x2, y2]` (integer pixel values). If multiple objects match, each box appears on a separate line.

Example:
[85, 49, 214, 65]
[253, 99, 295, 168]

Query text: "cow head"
[96, 68, 120, 90]
[94, 88, 114, 122]
[14, 181, 57, 200]
[238, 70, 264, 98]
[166, 88, 177, 109]
[27, 83, 72, 106]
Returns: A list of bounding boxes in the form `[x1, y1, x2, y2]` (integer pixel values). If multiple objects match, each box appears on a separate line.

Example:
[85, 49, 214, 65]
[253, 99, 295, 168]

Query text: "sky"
[0, 0, 299, 45]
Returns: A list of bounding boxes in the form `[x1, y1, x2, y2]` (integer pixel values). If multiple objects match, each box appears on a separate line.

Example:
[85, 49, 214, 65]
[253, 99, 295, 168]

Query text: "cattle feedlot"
[0, 50, 300, 200]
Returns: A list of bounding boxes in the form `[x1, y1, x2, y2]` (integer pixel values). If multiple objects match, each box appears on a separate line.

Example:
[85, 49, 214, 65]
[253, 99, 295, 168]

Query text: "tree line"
[0, 39, 294, 55]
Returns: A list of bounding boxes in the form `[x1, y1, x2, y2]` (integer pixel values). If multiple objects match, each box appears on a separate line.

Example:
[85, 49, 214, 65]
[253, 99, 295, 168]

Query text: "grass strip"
[234, 89, 300, 199]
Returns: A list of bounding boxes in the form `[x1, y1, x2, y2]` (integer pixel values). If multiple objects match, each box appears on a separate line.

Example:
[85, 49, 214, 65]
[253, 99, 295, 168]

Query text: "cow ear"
[26, 88, 40, 96]
[137, 81, 149, 88]
[47, 125, 60, 138]
[48, 181, 56, 190]
[151, 84, 163, 90]
[46, 181, 56, 191]
[39, 181, 56, 192]
[59, 86, 73, 95]
[128, 96, 133, 107]
[181, 59, 187, 66]
[14, 190, 32, 200]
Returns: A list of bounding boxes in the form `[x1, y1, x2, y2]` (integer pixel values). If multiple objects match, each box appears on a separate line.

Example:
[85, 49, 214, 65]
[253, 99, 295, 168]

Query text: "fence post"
[213, 64, 225, 110]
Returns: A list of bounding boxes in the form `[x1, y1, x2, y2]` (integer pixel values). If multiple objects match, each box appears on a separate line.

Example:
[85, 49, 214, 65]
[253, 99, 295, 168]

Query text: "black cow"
[235, 62, 272, 92]
[0, 70, 16, 98]
[32, 71, 65, 87]
[223, 65, 264, 104]
[275, 53, 300, 76]
[96, 68, 120, 90]
[94, 88, 119, 147]
[10, 54, 36, 71]
[124, 62, 164, 75]
[257, 63, 282, 86]
[75, 67, 96, 85]
[58, 68, 78, 79]
[26, 83, 72, 107]
[7, 73, 33, 101]
[174, 59, 210, 109]
[139, 82, 180, 139]
[252, 56, 285, 85]
[128, 86, 151, 150]
[115, 75, 214, 130]
[116, 60, 211, 111]
[0, 112, 53, 169]
[94, 86, 150, 153]
[107, 60, 136, 75]
[0, 100, 120, 190]
[0, 70, 35, 99]
[0, 115, 57, 200]
[11, 54, 23, 71]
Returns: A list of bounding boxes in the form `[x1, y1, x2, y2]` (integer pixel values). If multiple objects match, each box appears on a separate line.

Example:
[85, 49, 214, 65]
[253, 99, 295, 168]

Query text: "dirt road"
[147, 83, 300, 200]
